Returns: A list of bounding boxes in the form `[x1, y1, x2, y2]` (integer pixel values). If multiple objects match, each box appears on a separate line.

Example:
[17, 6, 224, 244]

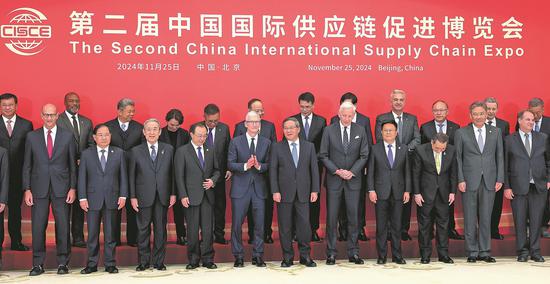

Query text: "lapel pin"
[354, 135, 359, 139]
[161, 150, 165, 155]
[398, 146, 401, 150]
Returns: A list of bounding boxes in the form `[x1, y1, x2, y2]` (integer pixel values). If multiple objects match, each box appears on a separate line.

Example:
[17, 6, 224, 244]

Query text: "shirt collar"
[44, 125, 57, 133]
[473, 123, 486, 132]
[147, 141, 158, 149]
[518, 129, 531, 137]
[2, 115, 16, 124]
[287, 138, 299, 147]
[383, 141, 396, 149]
[97, 145, 109, 153]
[65, 110, 78, 119]
[246, 132, 258, 140]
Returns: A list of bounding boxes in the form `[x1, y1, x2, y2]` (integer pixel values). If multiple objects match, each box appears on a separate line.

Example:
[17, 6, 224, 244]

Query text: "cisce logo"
[0, 7, 52, 56]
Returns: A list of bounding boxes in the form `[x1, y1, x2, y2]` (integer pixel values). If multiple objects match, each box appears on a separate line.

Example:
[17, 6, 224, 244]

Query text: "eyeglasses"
[246, 121, 261, 125]
[432, 109, 448, 113]
[283, 126, 298, 130]
[42, 113, 57, 118]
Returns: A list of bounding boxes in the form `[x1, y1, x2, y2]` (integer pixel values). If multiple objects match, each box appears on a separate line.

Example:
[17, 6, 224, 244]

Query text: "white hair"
[339, 101, 356, 113]
[245, 111, 259, 121]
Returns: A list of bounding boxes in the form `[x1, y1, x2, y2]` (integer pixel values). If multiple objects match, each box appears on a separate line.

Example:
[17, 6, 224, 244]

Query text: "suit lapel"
[93, 146, 104, 173]
[466, 125, 482, 154]
[141, 144, 155, 171]
[0, 118, 8, 137]
[513, 133, 529, 158]
[51, 128, 62, 159]
[187, 144, 203, 171]
[334, 124, 343, 152]
[379, 143, 391, 169]
[425, 145, 436, 170]
[155, 143, 165, 171]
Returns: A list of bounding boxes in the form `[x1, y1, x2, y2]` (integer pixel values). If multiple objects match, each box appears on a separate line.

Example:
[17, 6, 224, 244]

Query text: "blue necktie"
[150, 145, 157, 161]
[291, 142, 298, 167]
[207, 128, 214, 148]
[100, 149, 107, 171]
[535, 121, 540, 132]
[197, 146, 205, 168]
[387, 144, 394, 168]
[121, 123, 127, 131]
[304, 116, 310, 140]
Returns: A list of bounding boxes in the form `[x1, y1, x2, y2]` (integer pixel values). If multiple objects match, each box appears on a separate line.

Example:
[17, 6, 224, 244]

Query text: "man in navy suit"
[228, 111, 271, 268]
[78, 124, 127, 274]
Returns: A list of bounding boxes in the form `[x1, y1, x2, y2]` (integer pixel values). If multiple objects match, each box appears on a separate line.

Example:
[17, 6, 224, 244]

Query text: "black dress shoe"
[438, 256, 454, 264]
[202, 262, 218, 269]
[401, 232, 412, 241]
[358, 230, 370, 241]
[280, 260, 293, 267]
[348, 255, 364, 264]
[377, 257, 387, 265]
[326, 255, 336, 265]
[11, 242, 30, 251]
[264, 235, 274, 244]
[105, 266, 119, 273]
[73, 240, 87, 248]
[517, 255, 528, 262]
[176, 237, 188, 246]
[420, 258, 430, 264]
[491, 233, 504, 240]
[154, 264, 167, 270]
[299, 257, 317, 267]
[214, 237, 228, 245]
[392, 257, 406, 264]
[234, 258, 244, 268]
[531, 255, 545, 262]
[57, 265, 69, 275]
[80, 266, 97, 274]
[449, 230, 465, 240]
[312, 231, 322, 242]
[478, 256, 496, 263]
[467, 257, 477, 263]
[186, 263, 199, 270]
[136, 264, 150, 271]
[29, 265, 45, 276]
[252, 257, 266, 267]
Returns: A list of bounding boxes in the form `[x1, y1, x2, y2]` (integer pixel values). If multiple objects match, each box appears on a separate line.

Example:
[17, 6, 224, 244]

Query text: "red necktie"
[47, 129, 53, 159]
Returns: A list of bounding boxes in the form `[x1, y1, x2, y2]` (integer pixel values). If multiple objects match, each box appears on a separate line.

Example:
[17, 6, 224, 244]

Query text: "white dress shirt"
[434, 120, 447, 134]
[43, 125, 57, 147]
[244, 132, 260, 171]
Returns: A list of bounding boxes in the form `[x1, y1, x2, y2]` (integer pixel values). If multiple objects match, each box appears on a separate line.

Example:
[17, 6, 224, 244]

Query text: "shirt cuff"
[79, 198, 87, 201]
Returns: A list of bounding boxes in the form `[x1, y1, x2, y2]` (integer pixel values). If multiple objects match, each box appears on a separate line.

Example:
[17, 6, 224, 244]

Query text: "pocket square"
[354, 135, 360, 139]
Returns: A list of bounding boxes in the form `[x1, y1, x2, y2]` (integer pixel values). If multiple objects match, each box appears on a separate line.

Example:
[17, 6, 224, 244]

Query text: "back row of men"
[0, 90, 548, 275]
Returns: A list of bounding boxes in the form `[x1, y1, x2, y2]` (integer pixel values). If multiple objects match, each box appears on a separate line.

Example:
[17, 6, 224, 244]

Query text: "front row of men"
[11, 99, 550, 275]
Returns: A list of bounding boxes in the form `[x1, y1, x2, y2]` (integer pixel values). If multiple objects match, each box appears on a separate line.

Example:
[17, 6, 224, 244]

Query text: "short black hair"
[298, 92, 315, 104]
[0, 93, 18, 104]
[204, 103, 220, 115]
[247, 98, 262, 109]
[190, 121, 207, 134]
[380, 120, 398, 130]
[340, 92, 357, 104]
[165, 109, 184, 124]
[93, 123, 110, 135]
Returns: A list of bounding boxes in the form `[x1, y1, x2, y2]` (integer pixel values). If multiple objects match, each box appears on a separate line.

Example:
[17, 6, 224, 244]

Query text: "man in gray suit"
[504, 110, 550, 262]
[175, 121, 220, 270]
[455, 101, 504, 263]
[23, 104, 77, 276]
[270, 117, 319, 268]
[375, 89, 420, 240]
[129, 119, 176, 271]
[78, 124, 127, 274]
[319, 102, 369, 265]
[57, 92, 94, 248]
[0, 145, 9, 269]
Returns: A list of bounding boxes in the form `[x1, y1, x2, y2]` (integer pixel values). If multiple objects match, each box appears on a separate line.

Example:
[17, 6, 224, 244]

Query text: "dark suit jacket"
[234, 119, 277, 143]
[420, 119, 460, 145]
[78, 146, 128, 210]
[375, 112, 420, 151]
[319, 122, 369, 191]
[159, 126, 189, 151]
[174, 143, 220, 206]
[292, 113, 327, 154]
[0, 115, 33, 192]
[57, 112, 94, 158]
[204, 122, 231, 174]
[330, 112, 373, 147]
[269, 139, 319, 203]
[104, 119, 144, 152]
[412, 143, 457, 203]
[504, 131, 550, 195]
[22, 127, 77, 198]
[367, 142, 411, 200]
[128, 142, 174, 207]
[494, 117, 510, 140]
[0, 147, 9, 203]
[227, 134, 271, 199]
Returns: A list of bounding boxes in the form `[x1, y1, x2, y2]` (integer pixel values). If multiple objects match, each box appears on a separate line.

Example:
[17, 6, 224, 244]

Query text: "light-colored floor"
[0, 257, 547, 284]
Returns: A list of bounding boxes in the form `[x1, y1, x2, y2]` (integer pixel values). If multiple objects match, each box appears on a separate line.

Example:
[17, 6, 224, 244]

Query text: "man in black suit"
[57, 92, 94, 248]
[368, 120, 410, 265]
[319, 102, 369, 265]
[291, 92, 326, 242]
[234, 98, 277, 244]
[330, 92, 372, 242]
[413, 133, 457, 264]
[0, 93, 32, 252]
[129, 119, 176, 271]
[105, 98, 144, 246]
[419, 100, 463, 240]
[159, 108, 190, 246]
[270, 117, 319, 268]
[0, 145, 9, 268]
[203, 104, 231, 245]
[504, 110, 550, 262]
[78, 124, 127, 274]
[23, 104, 77, 276]
[375, 89, 420, 241]
[175, 122, 220, 270]
[484, 97, 510, 240]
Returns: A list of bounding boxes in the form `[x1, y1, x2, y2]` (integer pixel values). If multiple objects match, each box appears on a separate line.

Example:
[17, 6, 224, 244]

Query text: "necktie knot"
[7, 119, 11, 124]
[100, 149, 105, 153]
[121, 123, 127, 131]
[48, 129, 52, 135]
[388, 144, 392, 149]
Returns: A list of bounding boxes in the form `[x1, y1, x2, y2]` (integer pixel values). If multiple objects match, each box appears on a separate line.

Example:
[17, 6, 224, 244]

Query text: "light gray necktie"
[477, 128, 484, 152]
[150, 145, 157, 161]
[121, 123, 127, 131]
[100, 149, 107, 171]
[397, 115, 403, 143]
[524, 133, 531, 157]
[437, 123, 444, 134]
[291, 142, 298, 167]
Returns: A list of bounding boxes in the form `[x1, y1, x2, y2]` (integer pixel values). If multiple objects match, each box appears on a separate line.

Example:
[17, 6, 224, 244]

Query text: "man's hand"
[504, 188, 514, 200]
[310, 192, 318, 203]
[225, 171, 232, 181]
[24, 190, 33, 206]
[181, 197, 190, 208]
[66, 189, 76, 204]
[203, 179, 214, 190]
[131, 198, 139, 212]
[448, 193, 455, 205]
[0, 203, 5, 213]
[80, 200, 89, 212]
[369, 191, 377, 204]
[403, 192, 410, 204]
[414, 194, 424, 207]
[117, 198, 126, 210]
[458, 182, 466, 193]
[246, 156, 255, 170]
[273, 193, 281, 203]
[253, 155, 261, 170]
[495, 182, 503, 192]
[169, 195, 176, 208]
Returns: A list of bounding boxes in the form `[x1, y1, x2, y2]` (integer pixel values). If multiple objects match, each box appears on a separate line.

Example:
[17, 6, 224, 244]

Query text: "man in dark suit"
[413, 133, 457, 264]
[455, 101, 504, 263]
[129, 119, 176, 271]
[291, 92, 326, 242]
[484, 97, 510, 240]
[105, 98, 144, 246]
[57, 92, 94, 248]
[78, 124, 127, 274]
[330, 92, 372, 242]
[0, 145, 9, 268]
[270, 117, 319, 268]
[504, 110, 550, 262]
[420, 100, 463, 240]
[228, 111, 271, 268]
[23, 104, 77, 276]
[319, 102, 369, 265]
[234, 98, 277, 244]
[159, 108, 189, 246]
[203, 104, 231, 244]
[0, 93, 33, 252]
[368, 120, 410, 265]
[375, 89, 420, 241]
[175, 122, 220, 270]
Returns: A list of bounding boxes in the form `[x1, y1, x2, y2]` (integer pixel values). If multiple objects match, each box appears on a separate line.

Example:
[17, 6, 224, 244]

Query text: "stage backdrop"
[0, 0, 547, 233]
